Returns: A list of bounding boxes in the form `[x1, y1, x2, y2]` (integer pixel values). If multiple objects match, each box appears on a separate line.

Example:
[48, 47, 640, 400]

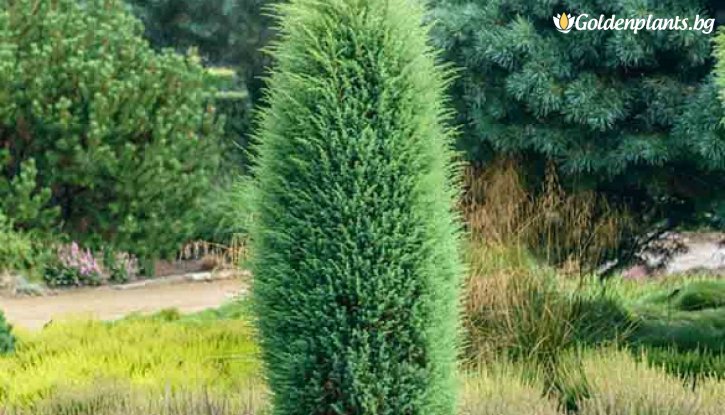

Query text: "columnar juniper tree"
[251, 0, 463, 413]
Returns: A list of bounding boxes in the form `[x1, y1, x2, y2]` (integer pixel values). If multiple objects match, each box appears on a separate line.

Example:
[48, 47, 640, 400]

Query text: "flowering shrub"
[43, 242, 143, 287]
[44, 243, 104, 287]
[104, 251, 140, 284]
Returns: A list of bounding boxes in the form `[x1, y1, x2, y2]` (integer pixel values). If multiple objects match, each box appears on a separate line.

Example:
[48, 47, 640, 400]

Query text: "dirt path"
[0, 279, 243, 331]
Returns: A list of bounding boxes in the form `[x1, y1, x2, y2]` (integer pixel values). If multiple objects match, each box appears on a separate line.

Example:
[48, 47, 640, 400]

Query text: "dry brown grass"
[460, 159, 634, 365]
[177, 234, 249, 271]
[462, 159, 631, 276]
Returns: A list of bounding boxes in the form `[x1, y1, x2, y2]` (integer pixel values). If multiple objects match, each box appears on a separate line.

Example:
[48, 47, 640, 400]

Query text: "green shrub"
[0, 310, 14, 355]
[0, 212, 33, 273]
[100, 249, 140, 284]
[128, 0, 273, 104]
[628, 280, 725, 351]
[191, 177, 255, 245]
[672, 281, 725, 312]
[251, 0, 463, 413]
[205, 67, 254, 172]
[0, 0, 221, 258]
[432, 0, 724, 229]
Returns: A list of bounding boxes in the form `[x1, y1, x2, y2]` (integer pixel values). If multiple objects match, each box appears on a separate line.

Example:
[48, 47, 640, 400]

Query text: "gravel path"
[0, 279, 242, 331]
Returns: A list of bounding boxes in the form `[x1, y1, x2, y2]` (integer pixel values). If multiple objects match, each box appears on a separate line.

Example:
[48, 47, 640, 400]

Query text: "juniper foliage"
[251, 0, 463, 413]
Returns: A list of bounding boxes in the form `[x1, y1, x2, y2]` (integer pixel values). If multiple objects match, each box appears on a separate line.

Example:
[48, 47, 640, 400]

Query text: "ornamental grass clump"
[250, 0, 463, 413]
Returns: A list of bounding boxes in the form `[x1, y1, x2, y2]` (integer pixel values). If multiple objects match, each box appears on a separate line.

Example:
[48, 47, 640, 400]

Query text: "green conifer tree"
[431, 0, 725, 227]
[0, 0, 221, 257]
[251, 0, 463, 413]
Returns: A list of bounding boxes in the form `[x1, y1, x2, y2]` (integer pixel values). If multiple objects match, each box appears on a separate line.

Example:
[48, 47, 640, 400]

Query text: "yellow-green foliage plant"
[0, 317, 260, 408]
[460, 362, 562, 415]
[573, 349, 725, 415]
[251, 0, 463, 413]
[5, 383, 269, 415]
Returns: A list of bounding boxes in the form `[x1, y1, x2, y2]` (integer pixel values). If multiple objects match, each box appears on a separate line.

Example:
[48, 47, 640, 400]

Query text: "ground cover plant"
[2, 304, 725, 415]
[0, 308, 259, 408]
[464, 239, 725, 376]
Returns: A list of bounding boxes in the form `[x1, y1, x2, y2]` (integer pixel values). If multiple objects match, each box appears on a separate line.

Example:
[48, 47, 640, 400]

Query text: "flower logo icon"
[554, 12, 575, 33]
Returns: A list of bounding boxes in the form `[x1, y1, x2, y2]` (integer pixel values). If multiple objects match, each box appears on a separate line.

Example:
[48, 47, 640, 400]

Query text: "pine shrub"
[0, 0, 221, 257]
[251, 0, 463, 413]
[0, 210, 33, 274]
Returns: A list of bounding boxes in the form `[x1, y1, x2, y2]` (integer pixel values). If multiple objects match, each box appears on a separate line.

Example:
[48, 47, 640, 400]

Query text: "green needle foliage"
[431, 0, 725, 227]
[251, 0, 463, 413]
[0, 0, 221, 257]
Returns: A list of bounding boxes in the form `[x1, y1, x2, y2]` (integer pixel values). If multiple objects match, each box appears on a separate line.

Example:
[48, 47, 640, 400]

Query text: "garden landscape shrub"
[43, 242, 104, 287]
[0, 0, 221, 258]
[0, 309, 14, 355]
[0, 211, 32, 274]
[251, 0, 463, 413]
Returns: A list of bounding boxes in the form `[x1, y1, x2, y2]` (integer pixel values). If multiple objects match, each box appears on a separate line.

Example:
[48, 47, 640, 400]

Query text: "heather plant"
[571, 348, 725, 415]
[251, 0, 463, 413]
[103, 250, 140, 284]
[0, 314, 260, 407]
[6, 386, 270, 415]
[460, 361, 561, 415]
[44, 242, 103, 287]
